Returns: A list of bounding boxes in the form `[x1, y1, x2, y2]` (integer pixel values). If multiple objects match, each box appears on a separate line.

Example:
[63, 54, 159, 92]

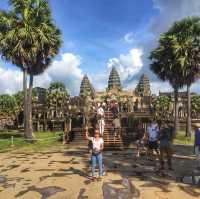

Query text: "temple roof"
[79, 75, 95, 98]
[135, 74, 151, 96]
[107, 67, 122, 91]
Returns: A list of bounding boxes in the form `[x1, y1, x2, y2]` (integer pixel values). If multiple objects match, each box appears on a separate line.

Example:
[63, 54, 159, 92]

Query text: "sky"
[0, 0, 200, 96]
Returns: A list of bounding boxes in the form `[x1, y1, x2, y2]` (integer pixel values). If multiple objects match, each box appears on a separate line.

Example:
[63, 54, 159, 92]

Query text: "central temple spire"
[107, 67, 122, 91]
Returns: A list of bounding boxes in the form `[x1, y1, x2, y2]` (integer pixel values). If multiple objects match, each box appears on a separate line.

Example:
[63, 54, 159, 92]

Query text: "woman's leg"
[102, 122, 105, 135]
[97, 153, 103, 177]
[91, 155, 97, 177]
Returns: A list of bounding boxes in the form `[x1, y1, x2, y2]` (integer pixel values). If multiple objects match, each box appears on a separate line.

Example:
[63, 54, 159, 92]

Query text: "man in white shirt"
[147, 120, 159, 159]
[85, 127, 104, 180]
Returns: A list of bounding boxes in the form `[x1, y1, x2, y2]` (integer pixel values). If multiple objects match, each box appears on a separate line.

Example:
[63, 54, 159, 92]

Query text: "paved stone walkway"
[0, 145, 199, 199]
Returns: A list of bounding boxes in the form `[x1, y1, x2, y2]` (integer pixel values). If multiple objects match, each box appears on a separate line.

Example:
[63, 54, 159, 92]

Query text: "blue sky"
[0, 0, 200, 95]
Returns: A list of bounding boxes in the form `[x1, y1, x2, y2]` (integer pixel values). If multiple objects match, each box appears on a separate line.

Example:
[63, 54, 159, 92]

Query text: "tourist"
[110, 100, 119, 118]
[85, 127, 104, 180]
[135, 123, 146, 157]
[147, 119, 159, 159]
[112, 115, 121, 138]
[97, 103, 105, 136]
[159, 123, 174, 170]
[194, 123, 200, 169]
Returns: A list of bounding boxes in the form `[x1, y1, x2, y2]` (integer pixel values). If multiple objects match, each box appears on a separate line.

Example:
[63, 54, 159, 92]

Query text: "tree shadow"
[15, 186, 66, 199]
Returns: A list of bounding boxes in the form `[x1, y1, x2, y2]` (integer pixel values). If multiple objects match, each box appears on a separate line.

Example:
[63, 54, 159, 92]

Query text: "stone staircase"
[70, 111, 124, 149]
[103, 111, 123, 149]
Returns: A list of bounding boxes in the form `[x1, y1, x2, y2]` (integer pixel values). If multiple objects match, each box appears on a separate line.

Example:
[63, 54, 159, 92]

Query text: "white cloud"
[150, 81, 172, 95]
[35, 53, 83, 95]
[150, 0, 200, 37]
[0, 66, 22, 94]
[0, 53, 83, 96]
[107, 48, 143, 84]
[124, 32, 134, 44]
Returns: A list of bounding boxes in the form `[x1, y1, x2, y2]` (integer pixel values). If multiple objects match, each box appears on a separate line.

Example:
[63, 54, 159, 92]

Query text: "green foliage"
[47, 82, 69, 109]
[0, 0, 62, 75]
[13, 90, 37, 110]
[191, 95, 200, 113]
[150, 16, 200, 88]
[0, 94, 17, 116]
[153, 96, 171, 123]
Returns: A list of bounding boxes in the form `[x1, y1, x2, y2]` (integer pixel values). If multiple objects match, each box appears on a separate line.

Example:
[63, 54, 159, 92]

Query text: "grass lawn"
[174, 130, 194, 145]
[0, 131, 63, 152]
[0, 130, 195, 153]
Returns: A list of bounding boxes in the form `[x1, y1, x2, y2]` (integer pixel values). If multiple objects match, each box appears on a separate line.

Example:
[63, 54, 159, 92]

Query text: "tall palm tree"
[150, 34, 185, 135]
[166, 17, 200, 137]
[0, 0, 61, 140]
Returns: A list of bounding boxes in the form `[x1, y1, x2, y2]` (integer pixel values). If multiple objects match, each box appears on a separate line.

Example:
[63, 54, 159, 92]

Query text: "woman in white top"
[97, 104, 105, 136]
[85, 127, 104, 180]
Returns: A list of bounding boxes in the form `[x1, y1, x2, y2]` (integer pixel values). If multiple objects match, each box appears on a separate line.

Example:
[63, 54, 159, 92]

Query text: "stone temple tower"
[79, 75, 95, 98]
[107, 67, 122, 91]
[135, 74, 151, 96]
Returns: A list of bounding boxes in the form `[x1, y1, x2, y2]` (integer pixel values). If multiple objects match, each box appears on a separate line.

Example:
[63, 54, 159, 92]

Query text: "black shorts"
[148, 141, 158, 150]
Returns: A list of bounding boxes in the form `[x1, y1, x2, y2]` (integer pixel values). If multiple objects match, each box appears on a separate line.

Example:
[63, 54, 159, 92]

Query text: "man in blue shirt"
[194, 123, 200, 169]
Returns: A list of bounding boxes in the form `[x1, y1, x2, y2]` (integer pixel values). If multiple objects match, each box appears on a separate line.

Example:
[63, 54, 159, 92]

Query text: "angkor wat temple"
[30, 67, 154, 147]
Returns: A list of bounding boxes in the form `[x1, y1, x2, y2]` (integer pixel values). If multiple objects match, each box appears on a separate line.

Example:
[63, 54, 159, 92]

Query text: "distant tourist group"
[85, 101, 200, 181]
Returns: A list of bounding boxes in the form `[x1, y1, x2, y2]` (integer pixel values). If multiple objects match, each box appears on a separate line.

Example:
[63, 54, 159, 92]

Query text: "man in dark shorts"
[147, 120, 159, 159]
[159, 123, 174, 170]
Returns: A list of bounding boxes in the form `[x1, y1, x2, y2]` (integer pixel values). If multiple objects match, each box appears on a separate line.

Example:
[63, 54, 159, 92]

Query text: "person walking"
[97, 103, 105, 136]
[159, 123, 174, 170]
[110, 100, 119, 118]
[85, 127, 104, 180]
[194, 123, 200, 169]
[112, 116, 121, 138]
[147, 119, 159, 160]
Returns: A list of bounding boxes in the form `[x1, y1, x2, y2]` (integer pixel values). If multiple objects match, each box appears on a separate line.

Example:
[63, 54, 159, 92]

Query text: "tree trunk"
[186, 84, 192, 138]
[174, 87, 179, 136]
[27, 74, 35, 141]
[23, 68, 28, 138]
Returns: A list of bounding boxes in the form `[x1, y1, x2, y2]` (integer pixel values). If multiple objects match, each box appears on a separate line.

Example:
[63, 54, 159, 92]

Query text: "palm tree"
[150, 34, 185, 135]
[47, 82, 69, 118]
[150, 17, 200, 137]
[0, 0, 61, 140]
[166, 17, 200, 137]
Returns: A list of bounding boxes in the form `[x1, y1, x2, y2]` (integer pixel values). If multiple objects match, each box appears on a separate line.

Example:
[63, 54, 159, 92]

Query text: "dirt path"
[0, 145, 199, 199]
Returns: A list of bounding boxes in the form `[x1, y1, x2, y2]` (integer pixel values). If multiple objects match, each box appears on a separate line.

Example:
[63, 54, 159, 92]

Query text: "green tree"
[150, 17, 200, 137]
[150, 34, 184, 135]
[152, 96, 171, 125]
[191, 95, 200, 118]
[0, 0, 61, 140]
[0, 94, 17, 116]
[165, 17, 200, 137]
[47, 82, 69, 118]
